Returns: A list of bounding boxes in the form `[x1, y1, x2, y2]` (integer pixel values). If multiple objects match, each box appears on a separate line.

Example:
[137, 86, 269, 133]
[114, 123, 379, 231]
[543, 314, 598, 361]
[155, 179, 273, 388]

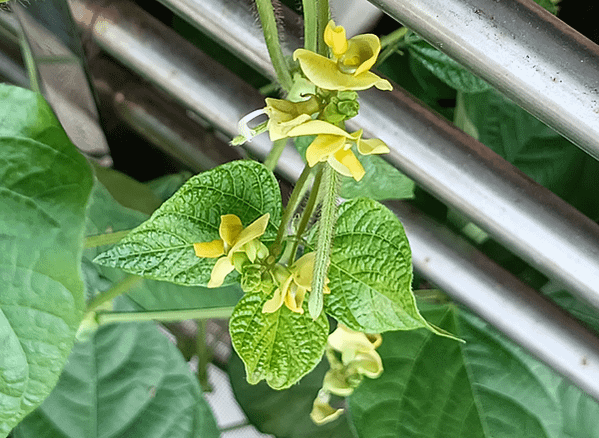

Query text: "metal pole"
[392, 200, 599, 403]
[46, 0, 599, 401]
[367, 0, 599, 161]
[69, 0, 302, 183]
[154, 0, 599, 320]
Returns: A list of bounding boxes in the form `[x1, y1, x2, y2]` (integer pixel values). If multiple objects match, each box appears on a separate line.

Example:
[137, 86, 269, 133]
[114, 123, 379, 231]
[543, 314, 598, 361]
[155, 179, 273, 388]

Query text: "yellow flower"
[293, 20, 392, 91]
[262, 252, 330, 314]
[286, 120, 389, 181]
[193, 213, 270, 288]
[310, 390, 344, 425]
[327, 324, 383, 380]
[263, 96, 320, 141]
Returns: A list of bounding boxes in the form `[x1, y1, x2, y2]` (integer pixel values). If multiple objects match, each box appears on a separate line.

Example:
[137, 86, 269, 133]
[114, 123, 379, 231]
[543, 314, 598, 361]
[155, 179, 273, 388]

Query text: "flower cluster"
[236, 20, 393, 182]
[193, 215, 328, 315]
[193, 213, 270, 288]
[262, 252, 330, 314]
[310, 324, 383, 425]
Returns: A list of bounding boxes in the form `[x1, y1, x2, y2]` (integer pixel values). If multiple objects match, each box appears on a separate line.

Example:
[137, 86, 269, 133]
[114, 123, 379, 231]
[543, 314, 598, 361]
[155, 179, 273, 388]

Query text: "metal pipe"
[367, 0, 599, 161]
[153, 0, 599, 322]
[69, 0, 302, 183]
[49, 0, 599, 400]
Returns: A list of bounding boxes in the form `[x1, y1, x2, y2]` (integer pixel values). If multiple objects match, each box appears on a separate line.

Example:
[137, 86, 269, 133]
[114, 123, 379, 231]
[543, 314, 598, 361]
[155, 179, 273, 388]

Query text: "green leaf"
[12, 301, 220, 438]
[228, 351, 355, 438]
[323, 198, 431, 333]
[349, 303, 599, 438]
[457, 89, 599, 214]
[229, 292, 329, 389]
[0, 85, 93, 437]
[86, 180, 242, 311]
[534, 0, 560, 15]
[93, 164, 162, 216]
[146, 172, 193, 202]
[93, 160, 282, 286]
[339, 155, 415, 201]
[294, 137, 414, 201]
[407, 34, 491, 93]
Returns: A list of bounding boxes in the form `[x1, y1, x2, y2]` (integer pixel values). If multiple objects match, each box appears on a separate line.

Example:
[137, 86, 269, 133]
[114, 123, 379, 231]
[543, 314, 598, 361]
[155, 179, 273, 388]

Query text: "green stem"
[196, 320, 212, 392]
[302, 0, 318, 53]
[97, 307, 235, 325]
[269, 164, 313, 260]
[87, 275, 142, 312]
[255, 0, 294, 91]
[290, 163, 323, 261]
[85, 229, 131, 248]
[264, 138, 288, 171]
[380, 27, 409, 48]
[309, 165, 338, 319]
[19, 32, 40, 93]
[316, 0, 330, 56]
[377, 27, 409, 67]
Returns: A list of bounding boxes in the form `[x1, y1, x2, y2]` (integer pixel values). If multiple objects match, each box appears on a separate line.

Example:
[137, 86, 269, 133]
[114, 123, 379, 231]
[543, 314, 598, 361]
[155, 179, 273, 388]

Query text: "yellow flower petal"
[286, 119, 351, 138]
[350, 350, 384, 378]
[305, 135, 346, 167]
[331, 148, 365, 181]
[292, 252, 316, 289]
[268, 114, 313, 141]
[310, 395, 344, 425]
[328, 325, 378, 353]
[357, 137, 390, 156]
[230, 213, 270, 254]
[322, 369, 355, 397]
[284, 284, 306, 314]
[208, 256, 235, 288]
[345, 34, 381, 76]
[262, 279, 289, 313]
[265, 97, 319, 141]
[324, 20, 348, 58]
[219, 214, 243, 249]
[193, 239, 225, 258]
[294, 49, 392, 91]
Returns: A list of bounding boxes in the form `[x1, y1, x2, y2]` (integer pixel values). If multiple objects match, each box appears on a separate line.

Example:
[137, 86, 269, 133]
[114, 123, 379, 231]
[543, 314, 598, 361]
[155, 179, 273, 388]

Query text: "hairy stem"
[302, 0, 318, 53]
[255, 0, 294, 91]
[316, 0, 330, 56]
[196, 320, 212, 391]
[270, 164, 313, 260]
[290, 163, 323, 261]
[97, 307, 235, 325]
[309, 165, 338, 319]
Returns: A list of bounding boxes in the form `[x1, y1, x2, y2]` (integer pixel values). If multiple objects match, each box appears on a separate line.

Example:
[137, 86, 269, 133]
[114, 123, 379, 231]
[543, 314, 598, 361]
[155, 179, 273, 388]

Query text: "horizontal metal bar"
[155, 0, 599, 328]
[392, 199, 599, 403]
[368, 0, 599, 161]
[60, 0, 599, 400]
[69, 0, 301, 183]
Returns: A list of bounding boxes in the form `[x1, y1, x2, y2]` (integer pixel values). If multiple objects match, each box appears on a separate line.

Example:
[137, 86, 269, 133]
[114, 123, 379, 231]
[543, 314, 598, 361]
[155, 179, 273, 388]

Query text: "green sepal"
[230, 292, 329, 390]
[93, 160, 282, 286]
